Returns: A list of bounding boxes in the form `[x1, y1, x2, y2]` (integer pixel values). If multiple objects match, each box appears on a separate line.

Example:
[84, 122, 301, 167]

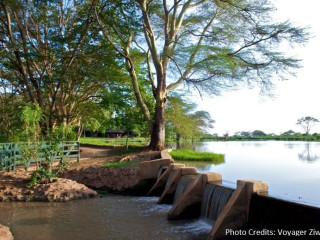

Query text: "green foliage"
[80, 137, 146, 146]
[103, 161, 138, 168]
[296, 116, 319, 135]
[14, 104, 42, 168]
[166, 94, 214, 140]
[50, 125, 77, 142]
[27, 160, 71, 186]
[0, 0, 119, 139]
[95, 189, 108, 195]
[28, 165, 58, 186]
[101, 81, 154, 138]
[252, 130, 267, 137]
[170, 149, 224, 164]
[203, 132, 320, 142]
[17, 104, 42, 143]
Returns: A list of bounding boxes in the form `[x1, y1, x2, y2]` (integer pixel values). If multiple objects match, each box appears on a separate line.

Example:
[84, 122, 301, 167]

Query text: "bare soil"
[0, 146, 160, 201]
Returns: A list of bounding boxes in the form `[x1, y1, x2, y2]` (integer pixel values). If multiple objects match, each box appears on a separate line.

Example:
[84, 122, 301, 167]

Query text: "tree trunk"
[149, 97, 166, 151]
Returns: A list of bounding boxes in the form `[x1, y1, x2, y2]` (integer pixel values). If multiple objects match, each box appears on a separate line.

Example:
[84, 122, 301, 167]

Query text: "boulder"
[0, 224, 14, 240]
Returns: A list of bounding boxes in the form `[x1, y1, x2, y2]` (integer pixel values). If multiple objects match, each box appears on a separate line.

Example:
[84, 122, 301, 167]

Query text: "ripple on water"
[0, 195, 211, 240]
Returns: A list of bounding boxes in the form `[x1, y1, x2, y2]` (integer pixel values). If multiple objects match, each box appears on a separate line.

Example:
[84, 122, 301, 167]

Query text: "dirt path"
[80, 146, 115, 158]
[75, 146, 160, 169]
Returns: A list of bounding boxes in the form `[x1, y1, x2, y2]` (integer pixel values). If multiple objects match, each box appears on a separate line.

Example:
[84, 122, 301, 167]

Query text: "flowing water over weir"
[201, 183, 234, 225]
[173, 175, 197, 204]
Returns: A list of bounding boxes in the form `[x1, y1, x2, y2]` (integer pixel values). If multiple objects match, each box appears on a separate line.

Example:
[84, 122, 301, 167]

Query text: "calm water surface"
[0, 195, 211, 240]
[169, 141, 320, 207]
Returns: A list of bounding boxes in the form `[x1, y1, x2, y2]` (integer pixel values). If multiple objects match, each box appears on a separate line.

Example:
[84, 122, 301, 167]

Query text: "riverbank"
[0, 146, 161, 202]
[0, 170, 97, 202]
[60, 148, 161, 193]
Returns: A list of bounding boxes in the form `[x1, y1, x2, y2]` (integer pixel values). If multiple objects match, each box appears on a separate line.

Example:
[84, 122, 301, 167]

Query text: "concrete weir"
[147, 163, 185, 196]
[129, 151, 173, 195]
[141, 153, 269, 236]
[208, 180, 268, 239]
[158, 166, 197, 204]
[134, 150, 318, 239]
[168, 172, 222, 219]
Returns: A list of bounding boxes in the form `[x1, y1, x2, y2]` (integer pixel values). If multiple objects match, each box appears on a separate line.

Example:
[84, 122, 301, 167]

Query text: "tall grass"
[170, 149, 224, 164]
[103, 161, 139, 168]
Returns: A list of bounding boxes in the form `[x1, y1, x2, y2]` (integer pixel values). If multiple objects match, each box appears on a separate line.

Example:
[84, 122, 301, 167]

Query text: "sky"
[193, 0, 320, 136]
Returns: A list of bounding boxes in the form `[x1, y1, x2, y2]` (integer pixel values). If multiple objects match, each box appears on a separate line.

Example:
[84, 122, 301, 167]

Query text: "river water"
[167, 141, 320, 207]
[0, 195, 212, 240]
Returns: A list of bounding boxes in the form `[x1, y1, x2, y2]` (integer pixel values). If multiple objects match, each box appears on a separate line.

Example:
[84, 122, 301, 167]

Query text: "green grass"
[80, 137, 147, 147]
[95, 189, 108, 195]
[103, 161, 139, 168]
[170, 149, 224, 164]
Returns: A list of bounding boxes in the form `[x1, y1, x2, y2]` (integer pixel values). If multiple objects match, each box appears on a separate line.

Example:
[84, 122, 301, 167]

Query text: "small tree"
[165, 95, 214, 141]
[296, 116, 319, 135]
[252, 130, 267, 137]
[18, 104, 42, 171]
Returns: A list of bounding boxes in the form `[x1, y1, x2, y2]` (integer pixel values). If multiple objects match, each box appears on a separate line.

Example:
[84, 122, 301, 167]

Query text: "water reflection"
[298, 143, 320, 163]
[166, 141, 197, 150]
[284, 143, 297, 149]
[167, 140, 320, 206]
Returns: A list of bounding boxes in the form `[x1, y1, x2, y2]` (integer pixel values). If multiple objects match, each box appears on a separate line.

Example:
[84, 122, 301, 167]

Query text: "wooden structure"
[0, 141, 80, 171]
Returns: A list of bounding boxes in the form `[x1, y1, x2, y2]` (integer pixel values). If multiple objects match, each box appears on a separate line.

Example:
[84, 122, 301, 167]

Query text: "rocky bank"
[0, 170, 97, 202]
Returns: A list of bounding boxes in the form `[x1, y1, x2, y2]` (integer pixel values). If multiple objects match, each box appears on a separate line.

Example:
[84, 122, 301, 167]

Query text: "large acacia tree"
[296, 116, 319, 135]
[96, 0, 308, 150]
[0, 0, 116, 138]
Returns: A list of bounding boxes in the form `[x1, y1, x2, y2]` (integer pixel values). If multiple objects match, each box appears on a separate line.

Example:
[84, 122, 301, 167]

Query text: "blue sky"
[194, 0, 320, 135]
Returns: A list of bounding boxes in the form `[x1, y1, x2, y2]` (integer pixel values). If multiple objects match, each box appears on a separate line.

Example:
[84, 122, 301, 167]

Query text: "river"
[0, 195, 212, 240]
[167, 141, 320, 207]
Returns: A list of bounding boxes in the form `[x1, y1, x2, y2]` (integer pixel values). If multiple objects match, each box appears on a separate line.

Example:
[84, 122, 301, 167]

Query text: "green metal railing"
[0, 141, 80, 171]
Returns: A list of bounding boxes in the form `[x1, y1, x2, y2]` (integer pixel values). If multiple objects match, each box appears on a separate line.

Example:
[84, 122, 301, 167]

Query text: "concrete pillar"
[147, 163, 185, 196]
[208, 179, 268, 240]
[139, 158, 172, 180]
[168, 172, 222, 219]
[157, 167, 197, 204]
[160, 150, 174, 162]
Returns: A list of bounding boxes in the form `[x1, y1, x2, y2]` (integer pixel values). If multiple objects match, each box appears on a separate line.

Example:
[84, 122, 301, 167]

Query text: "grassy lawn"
[103, 161, 139, 168]
[80, 137, 148, 147]
[169, 149, 224, 164]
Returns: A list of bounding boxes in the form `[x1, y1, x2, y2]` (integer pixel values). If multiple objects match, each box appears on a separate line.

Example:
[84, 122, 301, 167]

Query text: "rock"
[0, 170, 97, 202]
[0, 224, 14, 240]
[31, 178, 97, 202]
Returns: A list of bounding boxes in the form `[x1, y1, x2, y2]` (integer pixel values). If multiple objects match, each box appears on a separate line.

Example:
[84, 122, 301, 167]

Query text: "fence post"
[77, 141, 80, 162]
[12, 143, 16, 171]
[61, 142, 65, 162]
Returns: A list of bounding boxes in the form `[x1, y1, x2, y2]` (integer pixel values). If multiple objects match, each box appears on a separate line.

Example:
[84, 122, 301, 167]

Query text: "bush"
[170, 149, 224, 164]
